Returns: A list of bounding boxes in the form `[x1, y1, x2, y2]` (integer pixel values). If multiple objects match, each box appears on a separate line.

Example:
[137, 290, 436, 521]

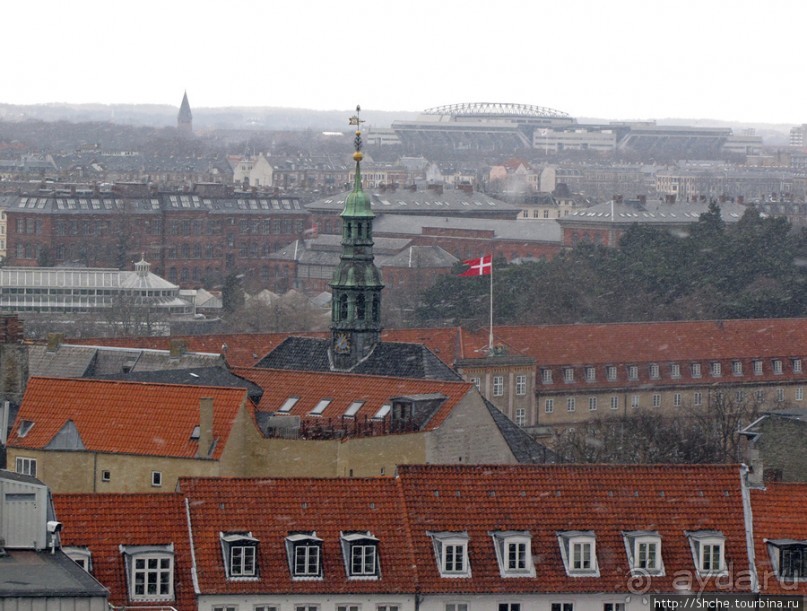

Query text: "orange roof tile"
[9, 377, 249, 459]
[232, 367, 473, 432]
[178, 476, 417, 594]
[751, 483, 807, 595]
[54, 493, 195, 611]
[397, 464, 751, 594]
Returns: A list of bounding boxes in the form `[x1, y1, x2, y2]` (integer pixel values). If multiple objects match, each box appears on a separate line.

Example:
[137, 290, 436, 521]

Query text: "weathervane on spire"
[349, 104, 364, 161]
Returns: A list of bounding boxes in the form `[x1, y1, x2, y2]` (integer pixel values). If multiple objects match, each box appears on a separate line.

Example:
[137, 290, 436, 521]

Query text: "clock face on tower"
[334, 332, 351, 354]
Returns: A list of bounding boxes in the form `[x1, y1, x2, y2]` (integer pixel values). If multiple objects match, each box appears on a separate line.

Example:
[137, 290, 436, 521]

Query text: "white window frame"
[220, 532, 259, 579]
[588, 397, 597, 411]
[563, 368, 574, 383]
[673, 393, 681, 407]
[793, 359, 803, 374]
[545, 398, 554, 413]
[542, 369, 553, 384]
[610, 396, 619, 410]
[753, 360, 763, 375]
[623, 531, 664, 575]
[649, 364, 660, 379]
[151, 471, 162, 487]
[687, 531, 726, 576]
[670, 363, 681, 378]
[63, 546, 93, 572]
[490, 531, 535, 578]
[766, 540, 807, 581]
[585, 367, 596, 382]
[631, 395, 640, 409]
[551, 604, 574, 611]
[566, 397, 575, 412]
[776, 388, 785, 402]
[606, 365, 617, 381]
[120, 544, 175, 602]
[515, 408, 526, 427]
[15, 456, 37, 477]
[429, 532, 471, 578]
[627, 365, 638, 381]
[773, 359, 783, 375]
[652, 394, 661, 407]
[691, 363, 702, 378]
[340, 531, 380, 579]
[515, 374, 527, 396]
[557, 531, 599, 576]
[711, 362, 721, 377]
[493, 375, 504, 397]
[732, 361, 743, 376]
[470, 377, 481, 391]
[445, 604, 469, 611]
[694, 391, 703, 407]
[797, 387, 804, 402]
[285, 533, 323, 579]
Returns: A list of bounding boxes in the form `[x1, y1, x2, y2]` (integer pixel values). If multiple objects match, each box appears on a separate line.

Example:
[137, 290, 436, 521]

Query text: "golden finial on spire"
[349, 104, 364, 161]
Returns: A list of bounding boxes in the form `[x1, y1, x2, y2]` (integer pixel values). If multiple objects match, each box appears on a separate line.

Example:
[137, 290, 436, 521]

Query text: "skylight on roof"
[344, 401, 364, 418]
[373, 404, 391, 420]
[310, 399, 332, 416]
[278, 397, 299, 413]
[18, 419, 34, 438]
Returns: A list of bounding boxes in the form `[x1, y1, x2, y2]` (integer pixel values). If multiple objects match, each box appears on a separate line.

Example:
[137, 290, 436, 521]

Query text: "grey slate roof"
[561, 198, 749, 225]
[91, 365, 263, 403]
[255, 336, 461, 380]
[482, 399, 558, 464]
[307, 189, 522, 215]
[0, 550, 108, 599]
[373, 214, 562, 242]
[378, 245, 458, 268]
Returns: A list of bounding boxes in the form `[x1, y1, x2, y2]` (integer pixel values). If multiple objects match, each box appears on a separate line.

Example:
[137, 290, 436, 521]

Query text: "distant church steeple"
[177, 91, 193, 136]
[330, 105, 383, 370]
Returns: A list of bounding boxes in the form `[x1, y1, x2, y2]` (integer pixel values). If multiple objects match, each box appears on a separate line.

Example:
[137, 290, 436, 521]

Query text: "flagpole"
[488, 254, 494, 354]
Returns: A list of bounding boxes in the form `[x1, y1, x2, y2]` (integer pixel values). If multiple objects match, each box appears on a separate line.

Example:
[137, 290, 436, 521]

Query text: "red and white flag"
[459, 254, 492, 277]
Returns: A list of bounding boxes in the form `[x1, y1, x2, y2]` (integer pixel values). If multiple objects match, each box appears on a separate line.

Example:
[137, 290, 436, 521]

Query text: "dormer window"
[773, 359, 783, 375]
[558, 531, 599, 576]
[429, 531, 471, 578]
[63, 546, 93, 572]
[766, 540, 807, 580]
[691, 363, 702, 378]
[17, 419, 34, 437]
[120, 544, 175, 601]
[220, 532, 259, 579]
[340, 531, 380, 579]
[285, 532, 323, 579]
[623, 531, 664, 575]
[687, 531, 726, 575]
[563, 368, 574, 383]
[491, 531, 535, 578]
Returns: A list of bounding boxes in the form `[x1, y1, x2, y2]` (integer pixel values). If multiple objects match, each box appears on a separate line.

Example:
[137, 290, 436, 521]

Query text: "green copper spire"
[329, 105, 384, 370]
[342, 106, 374, 219]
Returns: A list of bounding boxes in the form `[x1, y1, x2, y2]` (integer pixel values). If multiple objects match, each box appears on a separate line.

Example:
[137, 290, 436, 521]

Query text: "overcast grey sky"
[3, 0, 804, 124]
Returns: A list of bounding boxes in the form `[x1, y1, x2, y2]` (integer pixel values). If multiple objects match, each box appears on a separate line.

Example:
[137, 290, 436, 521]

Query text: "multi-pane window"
[736, 390, 746, 403]
[515, 375, 527, 396]
[711, 362, 722, 377]
[610, 396, 619, 410]
[628, 365, 638, 380]
[213, 606, 237, 611]
[507, 542, 528, 571]
[779, 545, 807, 579]
[294, 545, 321, 577]
[670, 363, 681, 378]
[637, 541, 659, 571]
[689, 533, 725, 575]
[691, 363, 702, 378]
[649, 364, 660, 379]
[498, 605, 521, 611]
[773, 359, 783, 374]
[337, 605, 359, 611]
[588, 397, 597, 411]
[732, 361, 743, 376]
[567, 398, 576, 412]
[753, 360, 763, 375]
[15, 456, 36, 477]
[563, 368, 574, 383]
[350, 543, 377, 576]
[444, 543, 466, 573]
[585, 367, 596, 382]
[776, 388, 785, 402]
[552, 604, 574, 611]
[572, 541, 593, 570]
[606, 366, 617, 381]
[756, 390, 765, 402]
[515, 408, 526, 427]
[492, 376, 504, 397]
[604, 604, 626, 611]
[652, 394, 661, 408]
[545, 399, 554, 413]
[377, 606, 401, 611]
[230, 545, 256, 577]
[701, 543, 723, 572]
[430, 532, 470, 577]
[797, 387, 804, 402]
[446, 604, 469, 611]
[542, 369, 553, 384]
[254, 606, 279, 611]
[694, 392, 703, 406]
[295, 606, 319, 611]
[794, 359, 803, 374]
[470, 377, 481, 390]
[673, 393, 682, 407]
[631, 395, 640, 409]
[131, 555, 173, 600]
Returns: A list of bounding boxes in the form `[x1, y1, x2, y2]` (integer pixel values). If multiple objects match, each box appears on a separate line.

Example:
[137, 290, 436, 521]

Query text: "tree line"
[416, 204, 807, 327]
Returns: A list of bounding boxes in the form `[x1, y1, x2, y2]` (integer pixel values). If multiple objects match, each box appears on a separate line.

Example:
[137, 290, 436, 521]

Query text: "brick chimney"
[169, 339, 188, 358]
[196, 397, 214, 458]
[46, 332, 64, 352]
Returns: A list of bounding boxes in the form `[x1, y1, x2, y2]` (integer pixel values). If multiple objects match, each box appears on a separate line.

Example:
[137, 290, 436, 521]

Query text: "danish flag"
[459, 254, 492, 277]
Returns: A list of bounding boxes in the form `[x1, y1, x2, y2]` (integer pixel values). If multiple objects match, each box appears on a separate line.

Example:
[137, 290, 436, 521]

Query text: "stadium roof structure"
[423, 102, 571, 119]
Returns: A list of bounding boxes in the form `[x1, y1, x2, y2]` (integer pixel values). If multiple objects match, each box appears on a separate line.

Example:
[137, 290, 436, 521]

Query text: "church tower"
[330, 106, 383, 370]
[177, 91, 193, 136]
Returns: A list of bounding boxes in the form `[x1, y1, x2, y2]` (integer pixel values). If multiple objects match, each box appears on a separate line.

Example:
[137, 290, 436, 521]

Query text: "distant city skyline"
[2, 0, 805, 125]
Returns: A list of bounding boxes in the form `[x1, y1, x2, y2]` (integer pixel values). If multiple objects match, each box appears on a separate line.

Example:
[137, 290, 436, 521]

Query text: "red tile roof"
[9, 377, 249, 459]
[751, 483, 807, 595]
[397, 464, 752, 594]
[232, 367, 473, 432]
[459, 319, 807, 365]
[178, 476, 416, 594]
[54, 493, 195, 611]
